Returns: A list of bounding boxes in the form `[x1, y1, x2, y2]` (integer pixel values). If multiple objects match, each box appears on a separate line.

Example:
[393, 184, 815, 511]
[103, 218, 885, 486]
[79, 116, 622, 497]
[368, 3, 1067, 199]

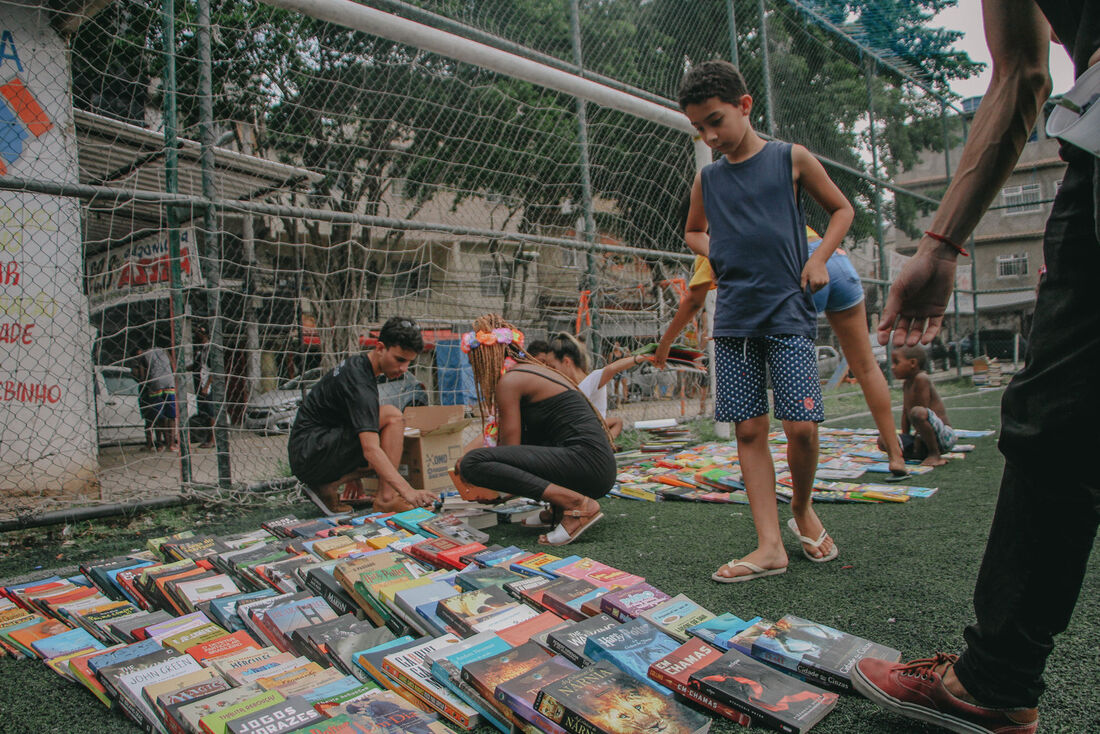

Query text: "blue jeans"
[953, 145, 1100, 708]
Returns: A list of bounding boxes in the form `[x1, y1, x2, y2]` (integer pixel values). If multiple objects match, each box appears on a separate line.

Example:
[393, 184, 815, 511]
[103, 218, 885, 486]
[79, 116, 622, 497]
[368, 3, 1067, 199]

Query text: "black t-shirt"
[1037, 0, 1099, 77]
[294, 354, 380, 434]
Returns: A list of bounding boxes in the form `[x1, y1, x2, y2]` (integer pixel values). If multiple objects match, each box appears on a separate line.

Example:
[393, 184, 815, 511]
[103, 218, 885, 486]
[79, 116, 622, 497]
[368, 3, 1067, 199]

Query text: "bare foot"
[713, 546, 788, 580]
[888, 458, 909, 476]
[789, 507, 835, 559]
[921, 455, 948, 467]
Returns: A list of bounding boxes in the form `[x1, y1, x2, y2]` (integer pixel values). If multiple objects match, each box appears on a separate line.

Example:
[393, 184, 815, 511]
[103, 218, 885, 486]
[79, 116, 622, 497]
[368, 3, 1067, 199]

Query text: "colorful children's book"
[750, 614, 901, 693]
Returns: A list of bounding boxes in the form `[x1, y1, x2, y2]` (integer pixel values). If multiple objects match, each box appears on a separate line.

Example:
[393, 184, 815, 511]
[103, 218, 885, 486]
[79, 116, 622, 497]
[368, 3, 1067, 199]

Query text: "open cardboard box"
[361, 405, 471, 492]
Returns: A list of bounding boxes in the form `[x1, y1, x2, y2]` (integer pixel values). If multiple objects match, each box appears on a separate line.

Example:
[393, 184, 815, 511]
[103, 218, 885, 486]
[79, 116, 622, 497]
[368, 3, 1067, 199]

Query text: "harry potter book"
[583, 618, 681, 694]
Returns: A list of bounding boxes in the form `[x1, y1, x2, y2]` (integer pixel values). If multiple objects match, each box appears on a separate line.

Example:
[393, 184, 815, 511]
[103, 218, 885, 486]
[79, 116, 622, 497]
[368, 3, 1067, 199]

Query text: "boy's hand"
[800, 259, 829, 293]
[877, 246, 957, 347]
[653, 341, 672, 369]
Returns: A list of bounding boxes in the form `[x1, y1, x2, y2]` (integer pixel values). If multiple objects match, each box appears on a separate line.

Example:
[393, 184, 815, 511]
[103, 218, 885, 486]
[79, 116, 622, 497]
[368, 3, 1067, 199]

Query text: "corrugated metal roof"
[76, 109, 319, 251]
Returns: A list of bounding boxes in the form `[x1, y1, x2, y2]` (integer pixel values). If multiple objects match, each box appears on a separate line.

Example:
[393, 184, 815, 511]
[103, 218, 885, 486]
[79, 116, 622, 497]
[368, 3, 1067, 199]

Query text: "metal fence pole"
[726, 0, 739, 67]
[162, 0, 191, 483]
[570, 0, 601, 356]
[757, 0, 776, 135]
[866, 57, 890, 384]
[198, 0, 231, 486]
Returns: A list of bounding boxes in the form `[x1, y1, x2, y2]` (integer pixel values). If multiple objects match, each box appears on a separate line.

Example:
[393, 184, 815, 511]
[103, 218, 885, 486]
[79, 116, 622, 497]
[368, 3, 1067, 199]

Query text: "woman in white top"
[534, 332, 651, 439]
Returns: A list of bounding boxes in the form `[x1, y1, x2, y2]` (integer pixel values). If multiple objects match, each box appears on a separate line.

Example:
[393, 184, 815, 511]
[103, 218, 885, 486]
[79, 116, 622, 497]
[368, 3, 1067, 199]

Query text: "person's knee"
[734, 417, 769, 444]
[909, 406, 928, 424]
[785, 421, 817, 447]
[379, 404, 404, 430]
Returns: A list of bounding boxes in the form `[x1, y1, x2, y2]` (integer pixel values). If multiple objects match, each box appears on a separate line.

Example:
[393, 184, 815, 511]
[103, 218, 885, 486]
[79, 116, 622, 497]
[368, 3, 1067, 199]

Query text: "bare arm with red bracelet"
[877, 0, 1053, 347]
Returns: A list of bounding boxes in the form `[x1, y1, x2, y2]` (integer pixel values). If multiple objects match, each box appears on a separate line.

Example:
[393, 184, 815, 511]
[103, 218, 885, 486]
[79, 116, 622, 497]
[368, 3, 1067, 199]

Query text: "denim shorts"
[809, 241, 864, 313]
[714, 334, 824, 423]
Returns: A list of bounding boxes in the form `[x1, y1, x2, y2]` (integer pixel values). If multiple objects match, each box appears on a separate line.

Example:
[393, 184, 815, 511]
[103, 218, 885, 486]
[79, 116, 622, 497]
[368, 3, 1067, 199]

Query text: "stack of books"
[0, 507, 902, 734]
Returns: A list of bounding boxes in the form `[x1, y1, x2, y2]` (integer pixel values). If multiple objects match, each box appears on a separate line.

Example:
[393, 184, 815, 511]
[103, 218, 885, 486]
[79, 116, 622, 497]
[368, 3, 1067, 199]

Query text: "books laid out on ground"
[1, 508, 905, 734]
[608, 424, 992, 504]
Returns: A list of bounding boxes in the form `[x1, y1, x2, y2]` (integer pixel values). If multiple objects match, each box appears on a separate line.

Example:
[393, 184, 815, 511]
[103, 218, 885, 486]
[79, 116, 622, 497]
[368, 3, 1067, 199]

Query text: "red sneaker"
[852, 653, 1038, 734]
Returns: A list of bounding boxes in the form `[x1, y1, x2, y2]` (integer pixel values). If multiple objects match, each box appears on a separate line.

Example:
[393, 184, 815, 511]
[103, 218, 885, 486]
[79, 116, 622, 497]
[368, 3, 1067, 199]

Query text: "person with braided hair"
[457, 314, 616, 546]
[541, 331, 649, 440]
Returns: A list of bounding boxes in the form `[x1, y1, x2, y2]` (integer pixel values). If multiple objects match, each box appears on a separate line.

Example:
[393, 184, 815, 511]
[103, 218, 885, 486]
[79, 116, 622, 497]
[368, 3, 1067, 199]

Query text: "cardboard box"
[361, 406, 471, 492]
[402, 405, 471, 491]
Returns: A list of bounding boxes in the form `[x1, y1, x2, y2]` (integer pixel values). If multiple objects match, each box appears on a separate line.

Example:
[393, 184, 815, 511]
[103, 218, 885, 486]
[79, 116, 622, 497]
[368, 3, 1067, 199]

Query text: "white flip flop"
[786, 517, 839, 563]
[711, 560, 787, 583]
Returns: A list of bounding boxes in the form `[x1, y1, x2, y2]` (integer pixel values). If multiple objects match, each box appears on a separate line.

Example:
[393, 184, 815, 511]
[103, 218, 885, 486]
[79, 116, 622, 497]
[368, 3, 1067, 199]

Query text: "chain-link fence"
[0, 0, 1031, 520]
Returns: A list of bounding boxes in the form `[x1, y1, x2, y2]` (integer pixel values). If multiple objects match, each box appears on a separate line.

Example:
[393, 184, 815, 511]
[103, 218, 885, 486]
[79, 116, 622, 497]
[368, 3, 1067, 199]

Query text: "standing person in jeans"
[853, 3, 1098, 732]
[130, 342, 178, 452]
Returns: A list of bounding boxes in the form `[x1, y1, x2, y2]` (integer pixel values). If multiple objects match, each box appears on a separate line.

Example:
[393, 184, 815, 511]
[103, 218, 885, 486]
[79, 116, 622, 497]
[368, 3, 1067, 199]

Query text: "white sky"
[935, 3, 1076, 100]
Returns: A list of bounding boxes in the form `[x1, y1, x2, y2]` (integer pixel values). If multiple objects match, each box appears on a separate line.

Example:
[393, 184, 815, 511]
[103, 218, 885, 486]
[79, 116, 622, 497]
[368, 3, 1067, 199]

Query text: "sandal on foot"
[711, 560, 787, 583]
[302, 485, 352, 517]
[786, 517, 839, 563]
[522, 507, 558, 529]
[539, 508, 604, 546]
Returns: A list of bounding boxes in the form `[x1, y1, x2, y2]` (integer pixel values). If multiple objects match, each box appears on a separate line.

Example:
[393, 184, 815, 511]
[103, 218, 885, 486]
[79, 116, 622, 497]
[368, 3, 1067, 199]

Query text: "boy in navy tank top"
[678, 61, 855, 583]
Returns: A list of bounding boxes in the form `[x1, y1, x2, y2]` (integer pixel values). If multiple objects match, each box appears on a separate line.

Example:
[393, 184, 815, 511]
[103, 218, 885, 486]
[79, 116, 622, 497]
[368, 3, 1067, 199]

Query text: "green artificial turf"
[1, 384, 1097, 733]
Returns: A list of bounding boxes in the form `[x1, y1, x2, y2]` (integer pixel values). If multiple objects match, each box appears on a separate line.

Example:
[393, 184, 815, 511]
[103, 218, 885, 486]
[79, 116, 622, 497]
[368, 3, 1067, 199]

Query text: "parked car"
[93, 365, 197, 446]
[948, 329, 1027, 367]
[243, 367, 428, 434]
[94, 365, 145, 445]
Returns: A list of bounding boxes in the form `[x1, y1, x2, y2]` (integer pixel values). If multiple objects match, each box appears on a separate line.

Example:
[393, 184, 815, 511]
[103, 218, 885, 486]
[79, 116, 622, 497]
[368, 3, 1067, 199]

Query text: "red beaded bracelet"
[924, 230, 969, 257]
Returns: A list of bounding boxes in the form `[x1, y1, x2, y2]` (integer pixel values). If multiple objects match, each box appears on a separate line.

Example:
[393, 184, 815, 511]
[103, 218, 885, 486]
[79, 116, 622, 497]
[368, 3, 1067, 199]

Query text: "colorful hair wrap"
[460, 327, 524, 353]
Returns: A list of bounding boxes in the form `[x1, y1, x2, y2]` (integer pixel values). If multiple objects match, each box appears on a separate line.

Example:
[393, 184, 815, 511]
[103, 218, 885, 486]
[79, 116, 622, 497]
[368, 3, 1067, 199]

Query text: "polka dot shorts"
[714, 334, 825, 423]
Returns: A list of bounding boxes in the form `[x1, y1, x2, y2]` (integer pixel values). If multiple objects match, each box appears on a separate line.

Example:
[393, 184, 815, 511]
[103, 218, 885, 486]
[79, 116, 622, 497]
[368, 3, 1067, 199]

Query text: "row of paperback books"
[0, 506, 899, 734]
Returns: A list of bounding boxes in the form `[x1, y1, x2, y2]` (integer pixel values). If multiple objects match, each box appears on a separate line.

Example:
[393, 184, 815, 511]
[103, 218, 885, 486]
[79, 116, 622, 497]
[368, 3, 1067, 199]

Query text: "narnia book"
[688, 648, 837, 734]
[535, 660, 711, 734]
[749, 615, 901, 693]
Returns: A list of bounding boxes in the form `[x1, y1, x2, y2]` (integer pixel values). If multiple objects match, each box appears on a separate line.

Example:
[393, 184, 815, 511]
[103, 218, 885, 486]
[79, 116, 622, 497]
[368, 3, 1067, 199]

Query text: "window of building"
[479, 260, 504, 297]
[392, 260, 429, 296]
[1000, 183, 1042, 215]
[996, 253, 1029, 278]
[562, 247, 581, 269]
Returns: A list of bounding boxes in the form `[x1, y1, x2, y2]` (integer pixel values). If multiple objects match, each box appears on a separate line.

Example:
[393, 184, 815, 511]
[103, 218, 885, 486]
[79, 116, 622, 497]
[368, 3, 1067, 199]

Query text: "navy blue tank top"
[701, 141, 816, 338]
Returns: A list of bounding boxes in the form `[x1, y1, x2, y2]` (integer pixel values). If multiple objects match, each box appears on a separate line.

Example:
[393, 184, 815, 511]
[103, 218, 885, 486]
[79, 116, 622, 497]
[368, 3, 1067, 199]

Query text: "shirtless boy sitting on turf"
[882, 345, 955, 467]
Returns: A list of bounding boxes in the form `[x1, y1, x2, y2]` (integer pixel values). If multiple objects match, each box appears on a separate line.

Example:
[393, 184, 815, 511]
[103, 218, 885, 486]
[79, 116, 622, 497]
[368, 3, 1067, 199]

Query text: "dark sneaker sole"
[851, 665, 993, 734]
